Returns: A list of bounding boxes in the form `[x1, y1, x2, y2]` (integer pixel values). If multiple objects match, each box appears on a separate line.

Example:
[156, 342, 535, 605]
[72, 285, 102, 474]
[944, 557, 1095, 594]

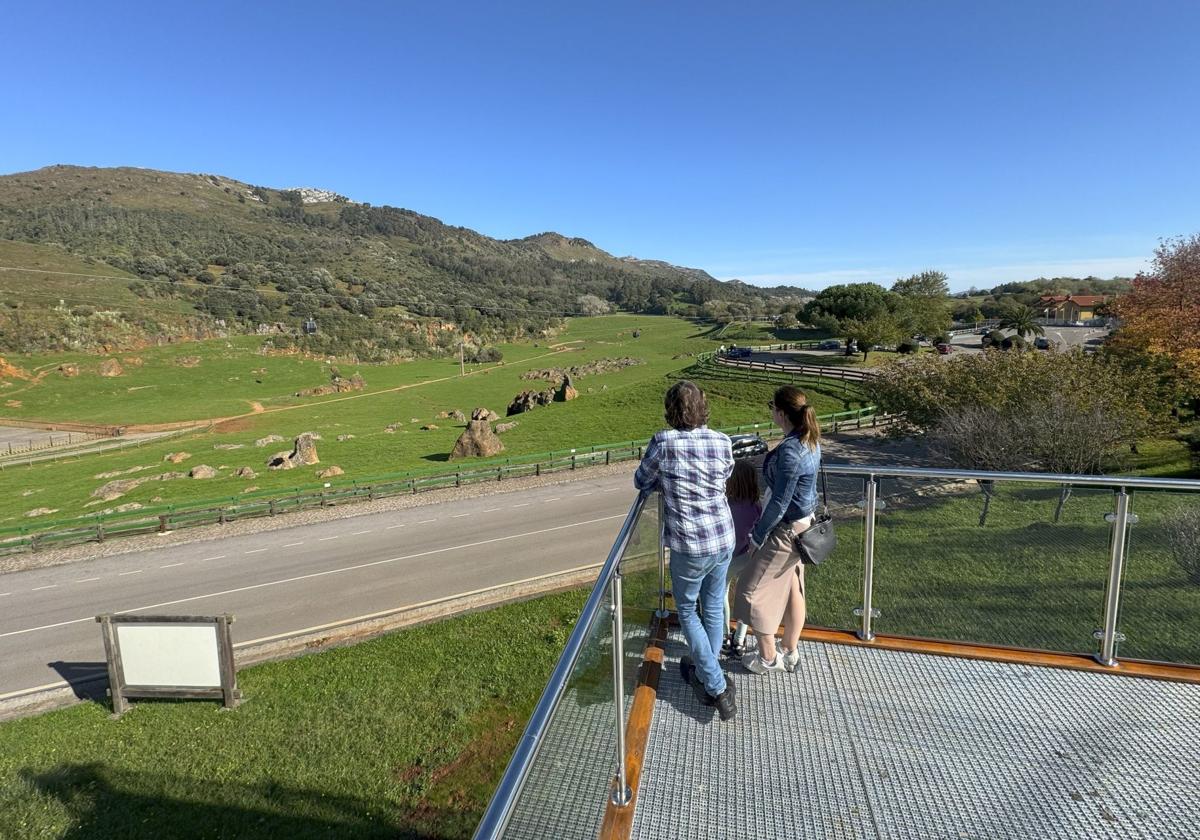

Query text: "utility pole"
[460, 336, 465, 376]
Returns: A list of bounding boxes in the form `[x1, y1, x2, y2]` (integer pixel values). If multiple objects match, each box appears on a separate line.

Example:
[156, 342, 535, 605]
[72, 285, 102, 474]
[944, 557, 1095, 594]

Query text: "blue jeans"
[670, 548, 732, 696]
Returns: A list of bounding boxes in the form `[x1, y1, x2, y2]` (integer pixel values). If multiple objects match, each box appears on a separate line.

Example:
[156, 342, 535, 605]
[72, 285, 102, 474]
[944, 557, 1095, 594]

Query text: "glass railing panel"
[805, 473, 868, 633]
[1118, 489, 1200, 665]
[868, 478, 1112, 653]
[496, 494, 654, 840]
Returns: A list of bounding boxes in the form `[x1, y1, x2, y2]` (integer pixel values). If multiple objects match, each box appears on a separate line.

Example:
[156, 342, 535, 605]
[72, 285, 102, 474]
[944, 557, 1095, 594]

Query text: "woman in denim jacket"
[733, 385, 821, 675]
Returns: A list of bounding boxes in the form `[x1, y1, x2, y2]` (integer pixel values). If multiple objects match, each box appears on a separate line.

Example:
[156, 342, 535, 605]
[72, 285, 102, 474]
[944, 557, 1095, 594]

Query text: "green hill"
[0, 165, 777, 357]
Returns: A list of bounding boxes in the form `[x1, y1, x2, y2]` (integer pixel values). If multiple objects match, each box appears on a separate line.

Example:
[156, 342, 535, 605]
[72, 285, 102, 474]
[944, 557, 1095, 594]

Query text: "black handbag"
[794, 466, 836, 565]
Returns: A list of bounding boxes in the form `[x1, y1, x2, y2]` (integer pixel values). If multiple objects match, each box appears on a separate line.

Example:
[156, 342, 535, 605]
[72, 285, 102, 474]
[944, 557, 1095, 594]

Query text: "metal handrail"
[472, 491, 649, 840]
[822, 463, 1200, 491]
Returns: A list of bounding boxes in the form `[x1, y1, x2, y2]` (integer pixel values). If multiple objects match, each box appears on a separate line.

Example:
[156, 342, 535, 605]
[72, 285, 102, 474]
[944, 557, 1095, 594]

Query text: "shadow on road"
[47, 660, 109, 701]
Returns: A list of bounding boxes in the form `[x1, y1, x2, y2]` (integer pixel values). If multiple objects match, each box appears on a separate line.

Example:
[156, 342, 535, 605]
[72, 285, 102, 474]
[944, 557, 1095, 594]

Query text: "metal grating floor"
[629, 632, 1200, 840]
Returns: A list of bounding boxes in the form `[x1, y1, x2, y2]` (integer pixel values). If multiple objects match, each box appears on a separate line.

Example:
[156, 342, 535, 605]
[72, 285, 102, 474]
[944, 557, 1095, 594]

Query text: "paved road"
[0, 475, 636, 699]
[947, 324, 1109, 354]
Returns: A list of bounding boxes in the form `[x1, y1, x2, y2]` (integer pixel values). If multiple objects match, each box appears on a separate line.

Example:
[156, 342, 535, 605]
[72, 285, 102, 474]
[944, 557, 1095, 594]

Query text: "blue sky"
[2, 1, 1198, 291]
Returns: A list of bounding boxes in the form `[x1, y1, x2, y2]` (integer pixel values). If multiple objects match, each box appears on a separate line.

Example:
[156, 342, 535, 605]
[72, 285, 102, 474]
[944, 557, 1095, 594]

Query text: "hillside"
[0, 165, 776, 357]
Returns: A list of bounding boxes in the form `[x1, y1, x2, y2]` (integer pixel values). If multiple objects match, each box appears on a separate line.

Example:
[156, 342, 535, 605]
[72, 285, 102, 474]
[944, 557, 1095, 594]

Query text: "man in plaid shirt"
[635, 381, 737, 720]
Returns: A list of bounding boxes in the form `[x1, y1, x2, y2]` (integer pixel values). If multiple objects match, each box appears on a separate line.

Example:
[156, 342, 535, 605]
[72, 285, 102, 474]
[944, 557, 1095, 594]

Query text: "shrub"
[1001, 335, 1028, 351]
[983, 329, 1005, 348]
[897, 339, 920, 354]
[1165, 508, 1200, 584]
[934, 333, 952, 346]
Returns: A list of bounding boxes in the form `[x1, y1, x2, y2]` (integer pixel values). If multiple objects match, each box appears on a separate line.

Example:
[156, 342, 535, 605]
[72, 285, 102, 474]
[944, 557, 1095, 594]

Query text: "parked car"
[726, 346, 752, 359]
[730, 433, 768, 459]
[935, 343, 952, 355]
[818, 340, 842, 350]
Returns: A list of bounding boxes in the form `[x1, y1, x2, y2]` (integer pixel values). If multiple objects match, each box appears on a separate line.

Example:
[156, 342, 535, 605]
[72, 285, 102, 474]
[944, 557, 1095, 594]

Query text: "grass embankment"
[0, 316, 866, 525]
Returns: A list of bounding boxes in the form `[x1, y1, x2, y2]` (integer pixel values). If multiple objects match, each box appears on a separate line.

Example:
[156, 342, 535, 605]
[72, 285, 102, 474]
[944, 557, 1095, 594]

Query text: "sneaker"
[721, 634, 747, 660]
[742, 651, 787, 675]
[680, 657, 715, 706]
[714, 682, 737, 721]
[781, 646, 800, 673]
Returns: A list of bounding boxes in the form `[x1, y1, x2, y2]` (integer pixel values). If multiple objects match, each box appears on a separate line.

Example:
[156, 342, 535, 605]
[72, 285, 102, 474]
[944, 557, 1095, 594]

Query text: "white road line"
[318, 536, 340, 541]
[0, 592, 10, 597]
[118, 570, 143, 576]
[160, 563, 185, 569]
[283, 542, 304, 547]
[31, 585, 58, 591]
[200, 555, 225, 562]
[416, 518, 437, 524]
[74, 578, 100, 583]
[512, 503, 529, 508]
[352, 530, 373, 535]
[245, 548, 269, 555]
[543, 497, 561, 502]
[452, 513, 471, 518]
[0, 513, 627, 641]
[482, 508, 502, 512]
[385, 524, 404, 530]
[575, 492, 593, 497]
[603, 487, 622, 492]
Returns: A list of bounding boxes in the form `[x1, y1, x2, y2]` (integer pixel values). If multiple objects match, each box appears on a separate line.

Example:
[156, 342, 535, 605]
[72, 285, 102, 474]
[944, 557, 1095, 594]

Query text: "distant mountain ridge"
[0, 164, 777, 357]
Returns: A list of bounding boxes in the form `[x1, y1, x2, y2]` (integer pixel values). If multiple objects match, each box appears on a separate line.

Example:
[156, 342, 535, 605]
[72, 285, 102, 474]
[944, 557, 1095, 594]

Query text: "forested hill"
[0, 165, 797, 357]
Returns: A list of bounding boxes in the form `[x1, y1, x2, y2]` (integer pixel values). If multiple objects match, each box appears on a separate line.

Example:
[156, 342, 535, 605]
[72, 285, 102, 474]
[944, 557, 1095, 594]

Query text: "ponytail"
[773, 385, 822, 450]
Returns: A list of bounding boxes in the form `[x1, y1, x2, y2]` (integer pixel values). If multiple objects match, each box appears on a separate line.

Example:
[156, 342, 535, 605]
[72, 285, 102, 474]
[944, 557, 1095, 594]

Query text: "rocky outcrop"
[507, 388, 555, 416]
[421, 424, 439, 431]
[214, 443, 245, 450]
[449, 408, 505, 460]
[255, 434, 285, 447]
[189, 464, 217, 479]
[25, 507, 59, 518]
[98, 358, 124, 377]
[92, 477, 149, 501]
[176, 356, 202, 367]
[336, 434, 355, 441]
[295, 370, 365, 397]
[164, 452, 191, 464]
[236, 466, 257, 479]
[496, 421, 518, 433]
[265, 433, 320, 470]
[555, 374, 579, 402]
[317, 465, 344, 479]
[58, 363, 80, 378]
[520, 357, 643, 383]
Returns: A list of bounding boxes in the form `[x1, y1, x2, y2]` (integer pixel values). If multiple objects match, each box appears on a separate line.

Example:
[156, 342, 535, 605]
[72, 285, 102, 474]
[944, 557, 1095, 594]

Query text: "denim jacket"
[751, 433, 821, 546]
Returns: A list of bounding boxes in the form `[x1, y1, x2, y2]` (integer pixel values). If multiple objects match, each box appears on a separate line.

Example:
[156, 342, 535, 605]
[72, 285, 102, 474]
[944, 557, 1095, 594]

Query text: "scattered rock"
[177, 356, 202, 368]
[255, 434, 285, 447]
[295, 371, 365, 397]
[98, 358, 124, 377]
[92, 477, 148, 501]
[20, 488, 42, 497]
[265, 433, 320, 469]
[421, 424, 439, 431]
[242, 486, 260, 493]
[450, 408, 505, 460]
[235, 467, 257, 479]
[5, 400, 22, 408]
[384, 427, 397, 434]
[436, 410, 451, 419]
[58, 363, 80, 378]
[159, 471, 186, 481]
[189, 464, 218, 479]
[123, 357, 144, 367]
[555, 374, 579, 402]
[164, 452, 191, 464]
[317, 465, 344, 479]
[114, 502, 143, 513]
[214, 443, 245, 450]
[267, 450, 295, 470]
[94, 465, 151, 480]
[25, 507, 59, 518]
[0, 356, 31, 380]
[410, 418, 421, 424]
[485, 409, 500, 422]
[496, 421, 519, 433]
[602, 384, 608, 391]
[507, 388, 555, 416]
[521, 357, 643, 384]
[299, 431, 322, 441]
[336, 433, 356, 441]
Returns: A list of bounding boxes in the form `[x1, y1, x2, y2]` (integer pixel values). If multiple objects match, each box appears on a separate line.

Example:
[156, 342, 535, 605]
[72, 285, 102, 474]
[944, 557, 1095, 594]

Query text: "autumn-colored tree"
[1110, 234, 1200, 398]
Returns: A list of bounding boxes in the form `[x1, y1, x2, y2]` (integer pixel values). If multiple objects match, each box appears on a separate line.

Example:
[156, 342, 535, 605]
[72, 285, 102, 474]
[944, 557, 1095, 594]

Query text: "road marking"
[232, 559, 607, 649]
[0, 513, 626, 641]
[318, 536, 340, 541]
[200, 555, 225, 562]
[482, 508, 502, 512]
[283, 541, 304, 547]
[245, 548, 269, 555]
[118, 570, 143, 576]
[0, 592, 10, 597]
[31, 585, 58, 591]
[543, 497, 561, 502]
[416, 518, 437, 524]
[74, 578, 100, 583]
[352, 530, 373, 535]
[575, 492, 593, 497]
[603, 487, 622, 492]
[452, 513, 471, 518]
[512, 503, 529, 508]
[385, 524, 404, 530]
[160, 563, 185, 569]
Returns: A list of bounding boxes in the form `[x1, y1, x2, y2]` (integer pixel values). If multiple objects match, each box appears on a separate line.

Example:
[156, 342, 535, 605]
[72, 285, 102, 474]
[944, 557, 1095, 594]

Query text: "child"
[724, 458, 761, 656]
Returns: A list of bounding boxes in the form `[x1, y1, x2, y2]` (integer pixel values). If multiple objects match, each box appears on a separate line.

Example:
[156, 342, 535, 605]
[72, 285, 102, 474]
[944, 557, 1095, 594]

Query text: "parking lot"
[947, 324, 1109, 355]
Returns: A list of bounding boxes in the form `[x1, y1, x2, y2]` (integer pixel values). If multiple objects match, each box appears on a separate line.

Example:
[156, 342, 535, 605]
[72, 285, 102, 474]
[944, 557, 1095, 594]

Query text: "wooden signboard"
[96, 614, 240, 716]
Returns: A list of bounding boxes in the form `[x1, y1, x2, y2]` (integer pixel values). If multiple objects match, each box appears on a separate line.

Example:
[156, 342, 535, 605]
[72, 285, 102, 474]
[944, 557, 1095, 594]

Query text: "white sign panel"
[116, 623, 222, 688]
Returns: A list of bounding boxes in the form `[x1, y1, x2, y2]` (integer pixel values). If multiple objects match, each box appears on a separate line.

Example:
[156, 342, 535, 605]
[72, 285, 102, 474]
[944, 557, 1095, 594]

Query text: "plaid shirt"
[634, 426, 735, 557]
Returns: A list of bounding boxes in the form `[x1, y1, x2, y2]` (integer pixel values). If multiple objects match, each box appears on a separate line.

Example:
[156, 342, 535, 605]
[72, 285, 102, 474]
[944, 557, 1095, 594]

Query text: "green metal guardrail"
[0, 407, 894, 556]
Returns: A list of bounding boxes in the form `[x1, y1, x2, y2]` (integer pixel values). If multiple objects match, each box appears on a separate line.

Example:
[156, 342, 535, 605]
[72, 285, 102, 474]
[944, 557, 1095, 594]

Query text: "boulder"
[189, 464, 218, 479]
[496, 421, 519, 434]
[59, 363, 80, 378]
[236, 466, 257, 479]
[92, 477, 148, 501]
[485, 409, 500, 422]
[317, 465, 344, 479]
[336, 434, 356, 441]
[266, 450, 295, 470]
[98, 358, 124, 377]
[450, 409, 467, 422]
[123, 357, 144, 367]
[255, 434, 285, 447]
[449, 409, 505, 460]
[507, 388, 556, 416]
[214, 443, 245, 450]
[299, 431, 323, 441]
[158, 471, 186, 481]
[265, 433, 319, 470]
[25, 507, 59, 518]
[164, 452, 191, 464]
[242, 485, 260, 493]
[437, 411, 451, 419]
[555, 374, 579, 402]
[177, 356, 202, 368]
[421, 424, 439, 431]
[410, 418, 421, 423]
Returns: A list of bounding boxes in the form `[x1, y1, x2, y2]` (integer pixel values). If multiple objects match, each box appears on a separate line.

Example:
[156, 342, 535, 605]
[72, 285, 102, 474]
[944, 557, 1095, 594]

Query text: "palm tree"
[999, 304, 1045, 339]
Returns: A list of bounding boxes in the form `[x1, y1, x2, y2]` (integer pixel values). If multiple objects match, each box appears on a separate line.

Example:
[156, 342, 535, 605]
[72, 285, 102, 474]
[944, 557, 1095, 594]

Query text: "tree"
[804, 283, 896, 325]
[1109, 233, 1200, 400]
[842, 314, 903, 361]
[575, 294, 611, 316]
[891, 270, 949, 298]
[998, 304, 1045, 339]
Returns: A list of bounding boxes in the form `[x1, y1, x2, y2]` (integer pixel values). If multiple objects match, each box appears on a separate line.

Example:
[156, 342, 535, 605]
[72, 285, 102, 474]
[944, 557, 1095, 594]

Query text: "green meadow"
[1, 316, 867, 527]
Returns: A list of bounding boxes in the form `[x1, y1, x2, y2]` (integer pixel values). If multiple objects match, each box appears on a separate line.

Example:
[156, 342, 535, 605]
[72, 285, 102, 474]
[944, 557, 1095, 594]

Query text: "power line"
[0, 264, 594, 317]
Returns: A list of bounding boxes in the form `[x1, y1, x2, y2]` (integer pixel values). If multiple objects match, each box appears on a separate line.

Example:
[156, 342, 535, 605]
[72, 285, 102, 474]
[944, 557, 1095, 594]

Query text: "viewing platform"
[475, 465, 1200, 840]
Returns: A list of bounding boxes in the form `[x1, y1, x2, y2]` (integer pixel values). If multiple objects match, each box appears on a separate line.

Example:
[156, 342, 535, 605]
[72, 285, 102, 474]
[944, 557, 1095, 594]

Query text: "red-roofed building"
[1038, 294, 1109, 323]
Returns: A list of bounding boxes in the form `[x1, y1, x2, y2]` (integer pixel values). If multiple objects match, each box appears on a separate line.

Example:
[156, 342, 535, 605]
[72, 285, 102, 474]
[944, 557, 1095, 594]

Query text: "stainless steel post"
[656, 493, 669, 618]
[858, 476, 878, 641]
[609, 572, 632, 806]
[1096, 488, 1131, 666]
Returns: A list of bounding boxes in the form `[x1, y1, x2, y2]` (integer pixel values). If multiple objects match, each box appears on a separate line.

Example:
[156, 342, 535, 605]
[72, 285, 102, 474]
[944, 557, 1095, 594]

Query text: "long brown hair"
[726, 458, 761, 504]
[773, 385, 821, 450]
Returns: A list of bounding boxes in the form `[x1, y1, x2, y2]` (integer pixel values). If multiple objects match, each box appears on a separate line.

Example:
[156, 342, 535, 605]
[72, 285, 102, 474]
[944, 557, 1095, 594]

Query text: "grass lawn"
[0, 316, 867, 526]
